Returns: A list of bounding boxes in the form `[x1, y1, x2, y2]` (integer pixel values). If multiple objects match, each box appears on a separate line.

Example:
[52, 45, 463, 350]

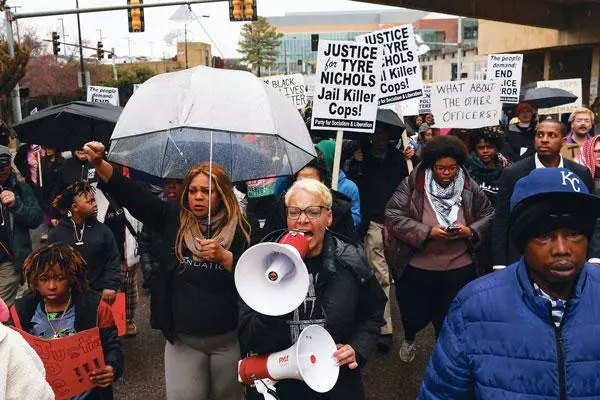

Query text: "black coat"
[10, 291, 124, 400]
[491, 156, 594, 265]
[501, 123, 536, 163]
[48, 217, 121, 292]
[100, 172, 249, 342]
[239, 232, 386, 400]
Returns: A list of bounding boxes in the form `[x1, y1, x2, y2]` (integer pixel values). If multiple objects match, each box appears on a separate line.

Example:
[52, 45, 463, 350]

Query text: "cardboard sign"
[311, 40, 383, 134]
[262, 74, 307, 108]
[537, 78, 582, 115]
[357, 24, 423, 106]
[394, 84, 432, 116]
[111, 292, 126, 337]
[12, 326, 105, 399]
[430, 80, 502, 129]
[487, 53, 523, 104]
[87, 85, 120, 106]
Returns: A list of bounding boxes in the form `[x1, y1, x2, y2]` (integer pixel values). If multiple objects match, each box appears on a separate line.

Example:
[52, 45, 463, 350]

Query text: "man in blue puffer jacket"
[420, 167, 600, 399]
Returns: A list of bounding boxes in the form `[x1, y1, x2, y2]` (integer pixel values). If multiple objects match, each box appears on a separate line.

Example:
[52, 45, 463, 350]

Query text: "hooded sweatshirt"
[315, 140, 362, 227]
[48, 217, 120, 292]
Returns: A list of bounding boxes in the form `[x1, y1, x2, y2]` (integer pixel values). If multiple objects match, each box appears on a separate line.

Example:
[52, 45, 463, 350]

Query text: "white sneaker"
[399, 339, 416, 363]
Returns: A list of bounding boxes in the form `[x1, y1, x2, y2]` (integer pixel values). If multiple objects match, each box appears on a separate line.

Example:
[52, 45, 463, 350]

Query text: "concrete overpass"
[359, 0, 600, 30]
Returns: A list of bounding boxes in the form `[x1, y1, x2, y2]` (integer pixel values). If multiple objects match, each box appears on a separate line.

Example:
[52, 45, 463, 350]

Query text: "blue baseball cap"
[510, 168, 599, 212]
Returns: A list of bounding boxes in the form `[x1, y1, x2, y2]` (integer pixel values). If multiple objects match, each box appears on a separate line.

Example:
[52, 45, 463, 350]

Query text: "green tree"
[100, 65, 156, 105]
[238, 16, 282, 77]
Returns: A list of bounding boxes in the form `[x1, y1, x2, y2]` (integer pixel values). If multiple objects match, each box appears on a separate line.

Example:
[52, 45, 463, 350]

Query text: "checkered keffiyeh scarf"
[576, 135, 600, 178]
[424, 167, 465, 227]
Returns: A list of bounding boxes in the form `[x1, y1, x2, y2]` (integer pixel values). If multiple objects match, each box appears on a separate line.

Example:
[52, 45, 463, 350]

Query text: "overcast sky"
[9, 0, 450, 59]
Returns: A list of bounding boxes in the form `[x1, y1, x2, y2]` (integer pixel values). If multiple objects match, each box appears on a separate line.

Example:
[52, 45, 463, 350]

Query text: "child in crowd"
[49, 181, 121, 304]
[9, 242, 124, 400]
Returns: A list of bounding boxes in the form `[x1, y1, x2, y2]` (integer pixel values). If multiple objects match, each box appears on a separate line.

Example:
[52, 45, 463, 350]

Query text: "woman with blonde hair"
[82, 141, 250, 400]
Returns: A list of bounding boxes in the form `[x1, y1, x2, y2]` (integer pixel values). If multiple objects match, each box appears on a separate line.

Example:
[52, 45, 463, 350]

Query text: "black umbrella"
[310, 108, 406, 140]
[519, 85, 578, 109]
[14, 101, 122, 150]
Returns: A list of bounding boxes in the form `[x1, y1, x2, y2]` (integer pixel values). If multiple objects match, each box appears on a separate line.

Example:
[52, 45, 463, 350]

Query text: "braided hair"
[52, 181, 95, 216]
[23, 242, 89, 294]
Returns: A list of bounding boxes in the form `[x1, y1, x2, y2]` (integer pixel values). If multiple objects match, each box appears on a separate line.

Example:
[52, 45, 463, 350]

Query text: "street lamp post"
[75, 0, 86, 88]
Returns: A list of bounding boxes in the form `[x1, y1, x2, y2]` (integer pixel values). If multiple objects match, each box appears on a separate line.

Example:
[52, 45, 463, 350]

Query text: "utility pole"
[58, 18, 67, 44]
[184, 24, 188, 69]
[97, 28, 102, 42]
[75, 0, 86, 88]
[10, 6, 21, 43]
[111, 48, 118, 81]
[4, 10, 22, 122]
[457, 16, 463, 81]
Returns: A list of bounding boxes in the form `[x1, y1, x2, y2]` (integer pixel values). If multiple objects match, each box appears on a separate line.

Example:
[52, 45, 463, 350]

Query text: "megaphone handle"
[255, 379, 279, 400]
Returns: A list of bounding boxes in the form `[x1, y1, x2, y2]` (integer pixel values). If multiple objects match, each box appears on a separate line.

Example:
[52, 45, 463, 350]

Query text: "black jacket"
[239, 232, 386, 400]
[261, 189, 358, 243]
[346, 143, 408, 232]
[100, 172, 249, 342]
[501, 123, 536, 163]
[48, 217, 121, 292]
[40, 155, 64, 214]
[10, 291, 124, 400]
[491, 156, 594, 265]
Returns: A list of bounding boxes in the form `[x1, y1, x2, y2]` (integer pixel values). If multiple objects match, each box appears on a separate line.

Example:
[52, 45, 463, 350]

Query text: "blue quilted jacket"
[419, 259, 600, 399]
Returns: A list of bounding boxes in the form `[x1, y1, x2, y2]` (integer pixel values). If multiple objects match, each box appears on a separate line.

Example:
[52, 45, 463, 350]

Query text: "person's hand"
[403, 146, 416, 160]
[82, 141, 106, 168]
[353, 148, 364, 162]
[334, 344, 358, 370]
[429, 225, 450, 240]
[0, 190, 15, 208]
[446, 223, 472, 240]
[50, 219, 59, 227]
[90, 365, 114, 388]
[101, 289, 117, 305]
[197, 238, 226, 263]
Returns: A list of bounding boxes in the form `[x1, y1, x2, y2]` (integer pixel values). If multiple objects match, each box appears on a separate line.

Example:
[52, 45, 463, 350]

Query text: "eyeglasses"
[433, 165, 458, 173]
[286, 206, 329, 220]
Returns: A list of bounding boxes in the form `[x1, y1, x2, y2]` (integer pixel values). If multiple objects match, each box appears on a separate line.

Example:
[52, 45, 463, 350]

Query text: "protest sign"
[133, 84, 141, 93]
[357, 24, 422, 106]
[12, 326, 105, 399]
[262, 74, 308, 108]
[537, 78, 582, 115]
[487, 53, 523, 104]
[246, 177, 278, 198]
[430, 80, 502, 129]
[390, 84, 431, 116]
[87, 85, 120, 106]
[311, 40, 383, 134]
[111, 292, 126, 336]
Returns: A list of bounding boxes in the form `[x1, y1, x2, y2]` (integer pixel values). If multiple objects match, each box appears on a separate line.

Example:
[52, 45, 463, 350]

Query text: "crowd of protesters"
[2, 100, 600, 400]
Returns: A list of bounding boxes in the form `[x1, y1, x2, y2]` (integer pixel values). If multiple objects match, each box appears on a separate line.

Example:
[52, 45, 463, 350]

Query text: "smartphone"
[445, 225, 461, 233]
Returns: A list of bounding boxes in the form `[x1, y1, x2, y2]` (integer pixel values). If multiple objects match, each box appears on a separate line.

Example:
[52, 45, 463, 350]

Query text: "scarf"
[184, 207, 238, 261]
[467, 153, 503, 185]
[425, 167, 465, 227]
[575, 135, 600, 178]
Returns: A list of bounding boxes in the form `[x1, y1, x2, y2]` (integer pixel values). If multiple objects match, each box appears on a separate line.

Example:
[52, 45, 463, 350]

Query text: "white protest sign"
[87, 85, 120, 106]
[487, 53, 523, 104]
[261, 74, 307, 108]
[394, 84, 431, 116]
[311, 40, 383, 134]
[537, 78, 582, 115]
[430, 80, 502, 129]
[133, 84, 141, 92]
[357, 24, 422, 106]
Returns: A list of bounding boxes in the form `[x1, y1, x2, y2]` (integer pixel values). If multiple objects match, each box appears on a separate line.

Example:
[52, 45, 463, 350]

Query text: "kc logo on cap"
[560, 171, 581, 193]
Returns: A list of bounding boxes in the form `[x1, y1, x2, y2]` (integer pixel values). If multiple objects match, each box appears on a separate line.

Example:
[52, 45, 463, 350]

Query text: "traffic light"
[127, 0, 145, 32]
[52, 31, 60, 56]
[311, 34, 319, 52]
[229, 0, 257, 22]
[97, 41, 104, 60]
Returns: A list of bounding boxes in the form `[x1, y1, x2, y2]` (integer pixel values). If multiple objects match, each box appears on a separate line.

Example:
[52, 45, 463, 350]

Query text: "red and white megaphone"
[238, 324, 340, 394]
[235, 230, 310, 316]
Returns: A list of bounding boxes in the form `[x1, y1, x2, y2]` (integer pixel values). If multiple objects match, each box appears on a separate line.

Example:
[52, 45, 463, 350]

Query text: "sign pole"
[331, 130, 344, 191]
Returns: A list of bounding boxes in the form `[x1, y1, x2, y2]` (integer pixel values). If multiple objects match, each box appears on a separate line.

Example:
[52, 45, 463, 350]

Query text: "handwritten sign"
[262, 74, 307, 108]
[12, 326, 105, 399]
[357, 24, 423, 105]
[487, 54, 523, 104]
[87, 85, 120, 106]
[311, 40, 383, 134]
[110, 293, 126, 336]
[537, 78, 582, 115]
[430, 80, 502, 129]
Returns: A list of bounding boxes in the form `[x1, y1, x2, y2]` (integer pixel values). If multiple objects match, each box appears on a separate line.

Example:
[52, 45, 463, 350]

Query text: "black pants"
[396, 264, 475, 341]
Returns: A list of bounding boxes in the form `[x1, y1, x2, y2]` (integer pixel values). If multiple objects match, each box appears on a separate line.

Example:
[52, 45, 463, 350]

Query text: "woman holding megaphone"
[82, 141, 250, 400]
[238, 178, 386, 400]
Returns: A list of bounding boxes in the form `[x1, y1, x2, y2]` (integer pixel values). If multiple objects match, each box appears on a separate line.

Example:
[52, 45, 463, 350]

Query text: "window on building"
[451, 63, 458, 81]
[422, 66, 428, 81]
[428, 65, 433, 80]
